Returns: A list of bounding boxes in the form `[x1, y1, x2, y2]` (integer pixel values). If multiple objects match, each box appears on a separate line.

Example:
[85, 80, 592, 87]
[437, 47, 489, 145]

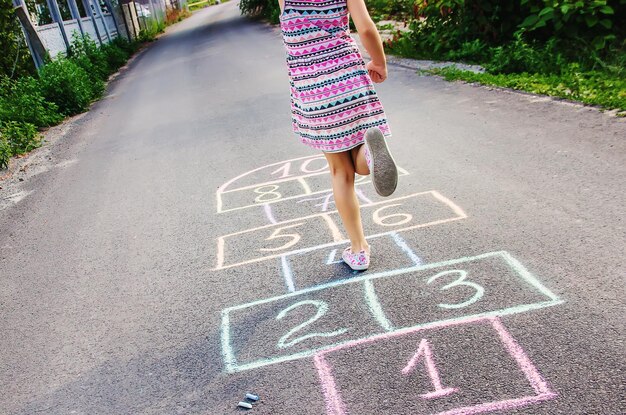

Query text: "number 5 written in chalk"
[259, 223, 305, 252]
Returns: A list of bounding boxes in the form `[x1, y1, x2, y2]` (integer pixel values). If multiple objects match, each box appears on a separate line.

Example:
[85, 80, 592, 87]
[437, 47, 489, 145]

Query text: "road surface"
[1, 2, 625, 414]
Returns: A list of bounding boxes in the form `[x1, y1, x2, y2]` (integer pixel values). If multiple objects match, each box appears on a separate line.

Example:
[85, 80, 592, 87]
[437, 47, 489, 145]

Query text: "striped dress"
[280, 0, 391, 152]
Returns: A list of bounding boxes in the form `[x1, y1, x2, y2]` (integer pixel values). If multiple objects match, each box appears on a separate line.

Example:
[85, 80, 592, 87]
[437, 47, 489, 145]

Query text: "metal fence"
[14, 0, 178, 68]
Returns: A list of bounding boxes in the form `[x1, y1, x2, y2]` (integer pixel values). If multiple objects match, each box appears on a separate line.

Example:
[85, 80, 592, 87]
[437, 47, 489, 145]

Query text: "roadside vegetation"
[188, 0, 229, 13]
[239, 0, 282, 23]
[0, 35, 140, 169]
[0, 2, 191, 170]
[239, 0, 625, 113]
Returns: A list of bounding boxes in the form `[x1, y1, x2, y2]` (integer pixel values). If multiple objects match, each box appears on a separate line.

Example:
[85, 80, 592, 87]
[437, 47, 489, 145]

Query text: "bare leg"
[350, 144, 370, 176]
[324, 151, 369, 253]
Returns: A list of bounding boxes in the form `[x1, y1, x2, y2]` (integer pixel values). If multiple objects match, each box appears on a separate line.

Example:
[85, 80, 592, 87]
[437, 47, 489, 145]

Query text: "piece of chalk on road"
[238, 401, 253, 409]
[245, 393, 259, 401]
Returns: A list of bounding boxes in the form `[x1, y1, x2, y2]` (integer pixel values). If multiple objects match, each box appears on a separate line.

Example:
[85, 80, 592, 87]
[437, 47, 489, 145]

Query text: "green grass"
[429, 65, 626, 114]
[380, 17, 626, 115]
[189, 0, 225, 12]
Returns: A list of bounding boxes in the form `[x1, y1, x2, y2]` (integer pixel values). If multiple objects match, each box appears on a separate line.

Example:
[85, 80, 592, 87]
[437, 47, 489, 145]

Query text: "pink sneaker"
[342, 247, 370, 271]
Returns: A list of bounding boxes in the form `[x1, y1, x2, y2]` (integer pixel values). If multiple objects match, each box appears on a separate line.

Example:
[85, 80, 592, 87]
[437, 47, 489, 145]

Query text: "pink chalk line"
[402, 338, 458, 399]
[435, 393, 556, 415]
[314, 353, 348, 415]
[489, 317, 553, 396]
[312, 316, 556, 415]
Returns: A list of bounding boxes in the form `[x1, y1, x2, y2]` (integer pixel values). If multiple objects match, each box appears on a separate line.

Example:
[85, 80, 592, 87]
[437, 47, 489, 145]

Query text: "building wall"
[104, 15, 118, 36]
[36, 23, 67, 59]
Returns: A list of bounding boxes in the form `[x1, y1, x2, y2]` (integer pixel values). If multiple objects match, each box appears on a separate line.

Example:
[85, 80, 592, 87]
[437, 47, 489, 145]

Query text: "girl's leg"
[350, 144, 370, 176]
[324, 151, 369, 253]
[355, 128, 398, 197]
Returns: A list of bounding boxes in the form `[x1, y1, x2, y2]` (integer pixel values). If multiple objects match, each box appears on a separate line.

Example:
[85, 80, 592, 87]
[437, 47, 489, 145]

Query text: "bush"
[138, 19, 166, 42]
[365, 0, 414, 22]
[189, 0, 215, 12]
[0, 120, 40, 155]
[70, 34, 144, 80]
[138, 29, 155, 43]
[101, 42, 130, 72]
[239, 0, 281, 23]
[166, 7, 192, 22]
[38, 58, 96, 115]
[70, 34, 110, 81]
[110, 36, 140, 56]
[0, 120, 40, 170]
[0, 76, 63, 127]
[386, 1, 625, 73]
[445, 39, 490, 64]
[518, 0, 626, 53]
[397, 0, 626, 66]
[380, 1, 626, 112]
[485, 35, 567, 74]
[404, 1, 516, 57]
[0, 136, 10, 169]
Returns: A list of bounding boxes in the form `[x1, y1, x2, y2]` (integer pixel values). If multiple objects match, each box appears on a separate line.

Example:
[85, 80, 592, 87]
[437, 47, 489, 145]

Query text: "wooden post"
[120, 2, 134, 40]
[122, 2, 138, 39]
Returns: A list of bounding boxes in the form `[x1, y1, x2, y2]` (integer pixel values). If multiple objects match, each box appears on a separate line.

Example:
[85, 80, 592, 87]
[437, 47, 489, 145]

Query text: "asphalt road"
[1, 2, 625, 414]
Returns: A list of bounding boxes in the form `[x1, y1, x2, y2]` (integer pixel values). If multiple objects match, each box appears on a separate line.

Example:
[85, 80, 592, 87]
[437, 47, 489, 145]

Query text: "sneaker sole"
[365, 128, 398, 197]
[344, 261, 369, 271]
[348, 264, 369, 271]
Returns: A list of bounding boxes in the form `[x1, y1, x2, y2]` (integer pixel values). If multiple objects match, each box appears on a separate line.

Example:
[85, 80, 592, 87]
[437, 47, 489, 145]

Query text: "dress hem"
[309, 133, 392, 154]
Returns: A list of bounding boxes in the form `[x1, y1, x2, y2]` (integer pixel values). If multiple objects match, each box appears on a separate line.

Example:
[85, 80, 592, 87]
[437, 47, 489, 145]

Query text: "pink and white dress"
[280, 0, 392, 152]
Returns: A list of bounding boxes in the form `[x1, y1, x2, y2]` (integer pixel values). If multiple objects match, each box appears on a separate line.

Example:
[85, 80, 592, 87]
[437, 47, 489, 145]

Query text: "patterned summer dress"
[280, 0, 391, 152]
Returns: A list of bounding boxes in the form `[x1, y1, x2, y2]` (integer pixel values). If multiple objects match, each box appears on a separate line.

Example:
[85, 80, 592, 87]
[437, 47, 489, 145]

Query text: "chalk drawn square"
[370, 252, 555, 330]
[216, 191, 466, 270]
[220, 251, 563, 373]
[222, 282, 384, 373]
[314, 317, 557, 415]
[266, 185, 376, 223]
[284, 233, 420, 291]
[218, 178, 312, 213]
[216, 214, 344, 270]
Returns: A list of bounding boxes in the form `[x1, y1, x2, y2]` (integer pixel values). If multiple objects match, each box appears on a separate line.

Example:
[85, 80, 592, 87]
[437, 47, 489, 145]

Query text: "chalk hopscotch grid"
[216, 157, 562, 414]
[220, 250, 564, 373]
[216, 155, 409, 213]
[215, 190, 466, 270]
[217, 171, 410, 214]
[220, 168, 410, 197]
[313, 316, 557, 415]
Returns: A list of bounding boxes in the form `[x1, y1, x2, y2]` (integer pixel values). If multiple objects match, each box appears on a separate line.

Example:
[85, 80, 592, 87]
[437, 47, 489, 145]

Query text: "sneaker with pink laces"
[342, 247, 370, 271]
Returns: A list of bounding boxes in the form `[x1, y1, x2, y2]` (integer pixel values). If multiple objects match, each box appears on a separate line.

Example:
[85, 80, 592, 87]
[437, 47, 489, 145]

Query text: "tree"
[0, 0, 36, 78]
